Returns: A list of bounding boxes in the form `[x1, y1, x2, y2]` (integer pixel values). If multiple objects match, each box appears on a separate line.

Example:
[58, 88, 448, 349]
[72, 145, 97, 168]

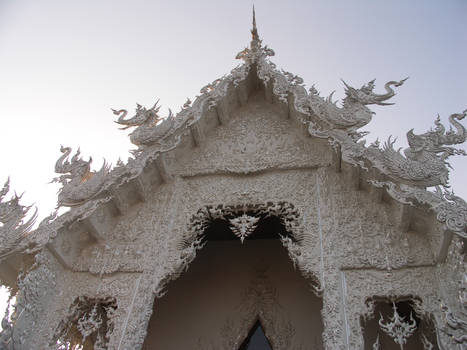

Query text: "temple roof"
[0, 9, 466, 270]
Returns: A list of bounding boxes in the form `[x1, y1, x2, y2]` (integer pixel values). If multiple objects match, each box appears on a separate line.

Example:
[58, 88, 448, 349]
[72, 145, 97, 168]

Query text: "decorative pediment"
[1, 7, 465, 271]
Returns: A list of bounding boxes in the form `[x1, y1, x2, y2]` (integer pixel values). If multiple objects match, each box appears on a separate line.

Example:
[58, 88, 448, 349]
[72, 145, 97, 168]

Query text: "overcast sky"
[0, 0, 466, 331]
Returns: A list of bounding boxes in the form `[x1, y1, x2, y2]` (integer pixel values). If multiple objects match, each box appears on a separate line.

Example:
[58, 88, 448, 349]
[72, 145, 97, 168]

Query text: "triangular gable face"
[171, 90, 332, 176]
[0, 8, 465, 350]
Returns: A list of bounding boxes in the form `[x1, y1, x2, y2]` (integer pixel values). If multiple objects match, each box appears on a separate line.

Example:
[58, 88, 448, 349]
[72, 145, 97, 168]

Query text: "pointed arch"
[142, 201, 325, 349]
[154, 202, 323, 299]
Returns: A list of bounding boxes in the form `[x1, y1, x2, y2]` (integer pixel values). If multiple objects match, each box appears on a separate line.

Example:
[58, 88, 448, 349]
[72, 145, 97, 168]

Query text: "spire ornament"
[235, 6, 275, 63]
[251, 5, 259, 46]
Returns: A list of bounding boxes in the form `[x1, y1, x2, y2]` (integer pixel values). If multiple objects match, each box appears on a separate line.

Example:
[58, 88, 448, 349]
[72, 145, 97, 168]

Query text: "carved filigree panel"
[114, 169, 325, 349]
[316, 168, 437, 271]
[342, 268, 440, 349]
[171, 94, 332, 176]
[362, 297, 439, 349]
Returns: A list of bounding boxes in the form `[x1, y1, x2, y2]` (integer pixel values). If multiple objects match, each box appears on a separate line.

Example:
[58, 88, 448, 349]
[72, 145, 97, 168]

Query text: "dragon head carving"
[380, 110, 466, 188]
[112, 100, 176, 148]
[343, 77, 408, 106]
[404, 110, 466, 162]
[112, 100, 161, 130]
[52, 147, 110, 207]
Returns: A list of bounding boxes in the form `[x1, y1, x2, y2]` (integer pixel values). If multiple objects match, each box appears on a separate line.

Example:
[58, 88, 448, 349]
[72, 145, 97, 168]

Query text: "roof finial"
[236, 5, 274, 62]
[251, 5, 259, 43]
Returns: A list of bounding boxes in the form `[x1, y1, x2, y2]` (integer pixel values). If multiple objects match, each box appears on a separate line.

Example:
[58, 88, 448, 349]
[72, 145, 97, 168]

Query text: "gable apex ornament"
[235, 6, 275, 63]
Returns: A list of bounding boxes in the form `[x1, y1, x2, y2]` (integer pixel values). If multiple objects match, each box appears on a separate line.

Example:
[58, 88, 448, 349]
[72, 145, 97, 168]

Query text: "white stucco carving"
[0, 8, 465, 350]
[378, 302, 417, 348]
[112, 101, 175, 152]
[0, 179, 37, 259]
[52, 146, 111, 207]
[229, 214, 260, 243]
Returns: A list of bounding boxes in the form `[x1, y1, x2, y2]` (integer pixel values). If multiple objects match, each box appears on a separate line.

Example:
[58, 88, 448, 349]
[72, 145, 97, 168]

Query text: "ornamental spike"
[250, 5, 260, 49]
[251, 5, 259, 41]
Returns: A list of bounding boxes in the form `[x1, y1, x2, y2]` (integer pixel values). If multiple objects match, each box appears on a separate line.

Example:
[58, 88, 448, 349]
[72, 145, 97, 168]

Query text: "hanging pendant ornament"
[378, 302, 417, 349]
[229, 214, 260, 243]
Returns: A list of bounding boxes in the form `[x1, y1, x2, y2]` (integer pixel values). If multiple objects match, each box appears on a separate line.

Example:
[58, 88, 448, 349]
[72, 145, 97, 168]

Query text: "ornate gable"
[0, 8, 461, 259]
[0, 8, 466, 350]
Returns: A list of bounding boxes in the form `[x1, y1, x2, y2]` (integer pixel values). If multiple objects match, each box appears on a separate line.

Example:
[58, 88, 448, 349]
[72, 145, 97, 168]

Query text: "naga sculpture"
[377, 110, 467, 188]
[0, 179, 37, 259]
[308, 78, 408, 135]
[112, 100, 175, 149]
[52, 146, 110, 207]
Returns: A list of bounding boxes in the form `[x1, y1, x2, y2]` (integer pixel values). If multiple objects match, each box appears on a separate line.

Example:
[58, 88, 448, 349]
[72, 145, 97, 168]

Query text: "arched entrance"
[142, 204, 324, 349]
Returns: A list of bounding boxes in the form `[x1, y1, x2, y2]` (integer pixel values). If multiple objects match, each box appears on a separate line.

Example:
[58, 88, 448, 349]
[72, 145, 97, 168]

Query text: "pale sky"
[0, 0, 466, 319]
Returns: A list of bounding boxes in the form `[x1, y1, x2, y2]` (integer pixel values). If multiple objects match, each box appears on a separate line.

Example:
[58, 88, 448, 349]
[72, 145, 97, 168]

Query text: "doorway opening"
[142, 205, 324, 349]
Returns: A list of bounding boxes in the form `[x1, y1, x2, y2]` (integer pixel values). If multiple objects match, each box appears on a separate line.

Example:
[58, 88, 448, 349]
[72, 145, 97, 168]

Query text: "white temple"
[0, 9, 466, 350]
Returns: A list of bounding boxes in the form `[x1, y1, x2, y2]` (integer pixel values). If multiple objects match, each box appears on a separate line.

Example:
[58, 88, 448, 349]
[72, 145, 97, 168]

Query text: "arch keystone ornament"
[0, 7, 466, 350]
[229, 213, 260, 243]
